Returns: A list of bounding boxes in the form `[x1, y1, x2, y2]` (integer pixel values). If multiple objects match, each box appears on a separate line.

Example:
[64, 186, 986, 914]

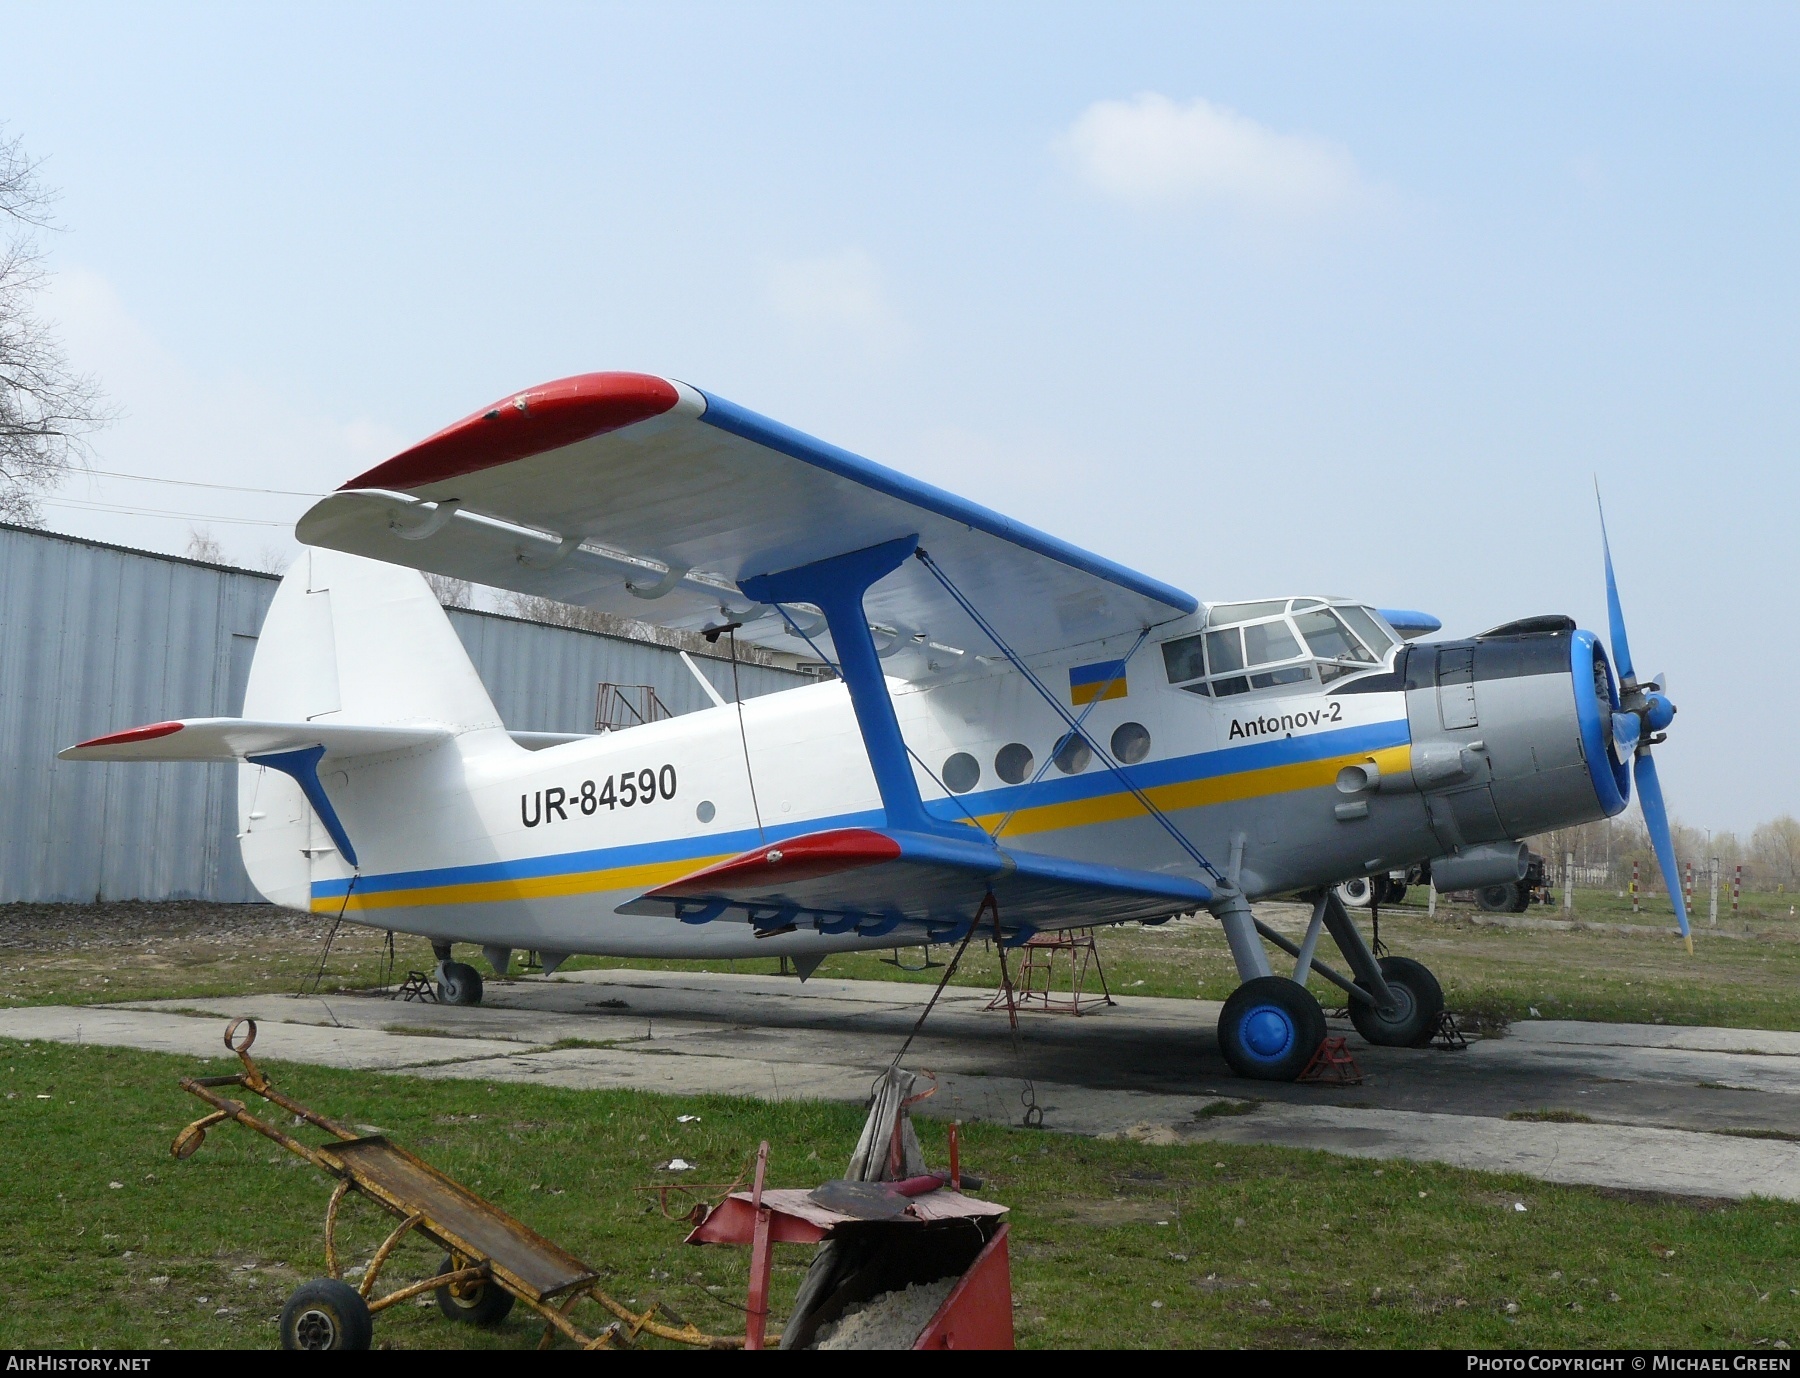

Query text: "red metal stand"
[744, 1141, 772, 1351]
[1298, 1036, 1363, 1085]
[985, 927, 1115, 1016]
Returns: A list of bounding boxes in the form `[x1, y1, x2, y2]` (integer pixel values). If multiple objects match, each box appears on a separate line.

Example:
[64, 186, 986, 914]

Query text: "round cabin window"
[1111, 722, 1152, 764]
[1053, 733, 1092, 775]
[942, 752, 981, 794]
[995, 742, 1034, 784]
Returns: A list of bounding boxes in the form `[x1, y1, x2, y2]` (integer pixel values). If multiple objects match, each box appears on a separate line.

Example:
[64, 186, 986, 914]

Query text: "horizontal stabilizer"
[619, 827, 1211, 938]
[58, 718, 453, 764]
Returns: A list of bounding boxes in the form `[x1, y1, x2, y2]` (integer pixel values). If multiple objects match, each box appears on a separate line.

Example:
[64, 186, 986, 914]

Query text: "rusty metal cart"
[171, 1017, 739, 1351]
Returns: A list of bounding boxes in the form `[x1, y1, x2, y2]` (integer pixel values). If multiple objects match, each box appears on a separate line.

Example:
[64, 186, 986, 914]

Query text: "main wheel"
[1335, 877, 1374, 909]
[1476, 882, 1519, 912]
[434, 1254, 515, 1326]
[438, 961, 484, 1006]
[1349, 956, 1445, 1047]
[279, 1279, 372, 1351]
[1218, 976, 1327, 1081]
[1377, 876, 1409, 906]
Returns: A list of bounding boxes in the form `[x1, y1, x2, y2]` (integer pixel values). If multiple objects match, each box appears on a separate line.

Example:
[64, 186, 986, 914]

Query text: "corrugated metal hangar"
[0, 524, 808, 903]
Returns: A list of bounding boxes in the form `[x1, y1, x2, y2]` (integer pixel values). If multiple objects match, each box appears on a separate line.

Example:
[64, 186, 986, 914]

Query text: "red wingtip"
[74, 721, 185, 749]
[652, 828, 904, 898]
[342, 371, 680, 492]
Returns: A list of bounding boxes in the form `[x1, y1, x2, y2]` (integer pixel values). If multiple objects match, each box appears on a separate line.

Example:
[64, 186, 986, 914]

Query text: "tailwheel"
[1218, 976, 1326, 1081]
[1348, 956, 1444, 1047]
[437, 961, 484, 1006]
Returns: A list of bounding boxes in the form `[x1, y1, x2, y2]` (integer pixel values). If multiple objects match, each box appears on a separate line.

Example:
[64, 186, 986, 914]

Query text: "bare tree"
[184, 527, 224, 564]
[0, 127, 109, 524]
[423, 571, 473, 608]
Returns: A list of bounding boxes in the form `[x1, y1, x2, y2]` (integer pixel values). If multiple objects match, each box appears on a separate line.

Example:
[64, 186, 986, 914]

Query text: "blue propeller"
[1598, 487, 1691, 954]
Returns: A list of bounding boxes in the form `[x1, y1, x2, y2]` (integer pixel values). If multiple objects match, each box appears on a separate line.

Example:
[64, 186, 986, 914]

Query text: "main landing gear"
[1210, 889, 1444, 1081]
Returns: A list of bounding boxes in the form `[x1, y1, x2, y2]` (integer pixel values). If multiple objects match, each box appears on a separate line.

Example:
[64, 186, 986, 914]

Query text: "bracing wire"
[726, 627, 766, 843]
[987, 627, 1149, 842]
[914, 547, 1227, 886]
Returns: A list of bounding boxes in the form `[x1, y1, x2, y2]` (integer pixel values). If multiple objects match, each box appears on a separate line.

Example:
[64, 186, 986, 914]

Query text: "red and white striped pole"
[1733, 865, 1742, 919]
[1684, 861, 1694, 915]
[1631, 860, 1640, 913]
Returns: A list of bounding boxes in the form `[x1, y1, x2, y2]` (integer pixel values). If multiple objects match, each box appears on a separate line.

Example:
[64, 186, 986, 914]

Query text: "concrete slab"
[1509, 1020, 1800, 1058]
[0, 1005, 523, 1070]
[6, 969, 1799, 1202]
[1181, 1102, 1800, 1201]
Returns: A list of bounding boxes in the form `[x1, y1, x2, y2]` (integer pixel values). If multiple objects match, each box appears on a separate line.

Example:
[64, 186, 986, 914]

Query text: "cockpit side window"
[1338, 605, 1395, 658]
[1294, 609, 1376, 664]
[1160, 633, 1206, 685]
[1205, 628, 1245, 674]
[1242, 618, 1302, 666]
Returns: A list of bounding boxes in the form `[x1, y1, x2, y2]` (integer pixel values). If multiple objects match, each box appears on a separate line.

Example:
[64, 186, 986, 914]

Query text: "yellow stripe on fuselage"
[310, 854, 733, 915]
[976, 742, 1413, 838]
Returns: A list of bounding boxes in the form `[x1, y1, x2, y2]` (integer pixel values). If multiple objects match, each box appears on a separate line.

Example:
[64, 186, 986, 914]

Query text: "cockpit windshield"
[1159, 599, 1399, 699]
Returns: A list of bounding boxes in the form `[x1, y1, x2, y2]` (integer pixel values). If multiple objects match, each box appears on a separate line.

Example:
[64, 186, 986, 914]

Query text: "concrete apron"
[2, 969, 1797, 1202]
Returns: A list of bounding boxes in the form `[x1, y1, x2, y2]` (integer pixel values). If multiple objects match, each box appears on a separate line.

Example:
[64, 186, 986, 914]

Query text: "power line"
[71, 467, 326, 498]
[41, 497, 294, 527]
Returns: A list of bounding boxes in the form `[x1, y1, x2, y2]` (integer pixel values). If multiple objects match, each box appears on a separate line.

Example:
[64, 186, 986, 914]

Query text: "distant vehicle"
[1336, 851, 1552, 914]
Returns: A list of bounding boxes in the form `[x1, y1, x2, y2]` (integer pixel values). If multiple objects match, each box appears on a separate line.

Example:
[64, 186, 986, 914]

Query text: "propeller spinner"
[1598, 488, 1691, 954]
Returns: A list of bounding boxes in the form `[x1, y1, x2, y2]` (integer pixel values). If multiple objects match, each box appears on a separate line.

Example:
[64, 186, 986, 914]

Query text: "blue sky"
[3, 3, 1794, 833]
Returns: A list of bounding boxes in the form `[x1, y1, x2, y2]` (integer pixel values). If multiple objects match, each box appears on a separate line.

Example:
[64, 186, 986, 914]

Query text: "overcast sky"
[3, 3, 1794, 835]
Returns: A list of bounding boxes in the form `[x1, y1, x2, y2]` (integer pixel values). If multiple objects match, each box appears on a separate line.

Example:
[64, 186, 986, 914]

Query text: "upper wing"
[295, 373, 1196, 675]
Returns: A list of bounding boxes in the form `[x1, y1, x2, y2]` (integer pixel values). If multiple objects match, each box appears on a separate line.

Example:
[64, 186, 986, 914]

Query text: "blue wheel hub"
[1240, 1004, 1295, 1060]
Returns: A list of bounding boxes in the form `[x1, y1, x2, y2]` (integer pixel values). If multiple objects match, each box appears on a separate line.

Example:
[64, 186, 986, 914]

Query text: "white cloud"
[765, 249, 902, 345]
[1061, 93, 1365, 215]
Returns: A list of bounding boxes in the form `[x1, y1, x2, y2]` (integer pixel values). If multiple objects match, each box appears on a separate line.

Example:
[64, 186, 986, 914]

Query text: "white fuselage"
[246, 625, 1426, 959]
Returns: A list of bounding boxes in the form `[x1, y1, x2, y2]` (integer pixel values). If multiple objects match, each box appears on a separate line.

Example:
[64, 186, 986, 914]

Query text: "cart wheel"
[437, 961, 483, 1006]
[279, 1279, 372, 1351]
[434, 1255, 515, 1326]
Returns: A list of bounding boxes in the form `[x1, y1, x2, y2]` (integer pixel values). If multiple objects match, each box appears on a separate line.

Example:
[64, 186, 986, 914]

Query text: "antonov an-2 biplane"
[63, 372, 1688, 1081]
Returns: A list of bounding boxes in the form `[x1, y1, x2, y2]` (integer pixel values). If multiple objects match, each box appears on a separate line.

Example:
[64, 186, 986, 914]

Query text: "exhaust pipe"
[1429, 840, 1530, 891]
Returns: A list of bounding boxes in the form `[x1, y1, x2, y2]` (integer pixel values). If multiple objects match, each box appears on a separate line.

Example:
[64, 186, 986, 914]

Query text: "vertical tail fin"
[244, 548, 502, 732]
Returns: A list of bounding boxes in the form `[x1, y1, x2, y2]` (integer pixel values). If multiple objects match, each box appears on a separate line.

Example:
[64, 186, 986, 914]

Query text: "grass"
[8, 888, 1800, 1033]
[2, 1039, 1796, 1350]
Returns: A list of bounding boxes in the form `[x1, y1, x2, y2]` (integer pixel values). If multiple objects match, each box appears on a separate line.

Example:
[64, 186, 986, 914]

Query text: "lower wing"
[619, 827, 1212, 939]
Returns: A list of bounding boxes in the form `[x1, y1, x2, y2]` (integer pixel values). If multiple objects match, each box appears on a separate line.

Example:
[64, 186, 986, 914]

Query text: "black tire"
[1476, 882, 1519, 913]
[434, 1255, 515, 1326]
[1381, 878, 1409, 906]
[1349, 956, 1445, 1047]
[438, 961, 483, 1006]
[1218, 976, 1327, 1082]
[280, 1279, 372, 1351]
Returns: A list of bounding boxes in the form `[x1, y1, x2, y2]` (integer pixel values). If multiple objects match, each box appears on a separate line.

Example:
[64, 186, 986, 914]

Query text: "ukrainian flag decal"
[1069, 659, 1128, 706]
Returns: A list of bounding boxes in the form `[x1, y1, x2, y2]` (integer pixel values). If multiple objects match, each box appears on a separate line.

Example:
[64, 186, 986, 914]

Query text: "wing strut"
[739, 535, 961, 839]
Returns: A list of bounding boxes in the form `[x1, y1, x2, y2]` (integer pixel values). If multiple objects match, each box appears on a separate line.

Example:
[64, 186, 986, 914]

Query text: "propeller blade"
[1596, 485, 1636, 684]
[1612, 711, 1642, 756]
[1635, 751, 1693, 954]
